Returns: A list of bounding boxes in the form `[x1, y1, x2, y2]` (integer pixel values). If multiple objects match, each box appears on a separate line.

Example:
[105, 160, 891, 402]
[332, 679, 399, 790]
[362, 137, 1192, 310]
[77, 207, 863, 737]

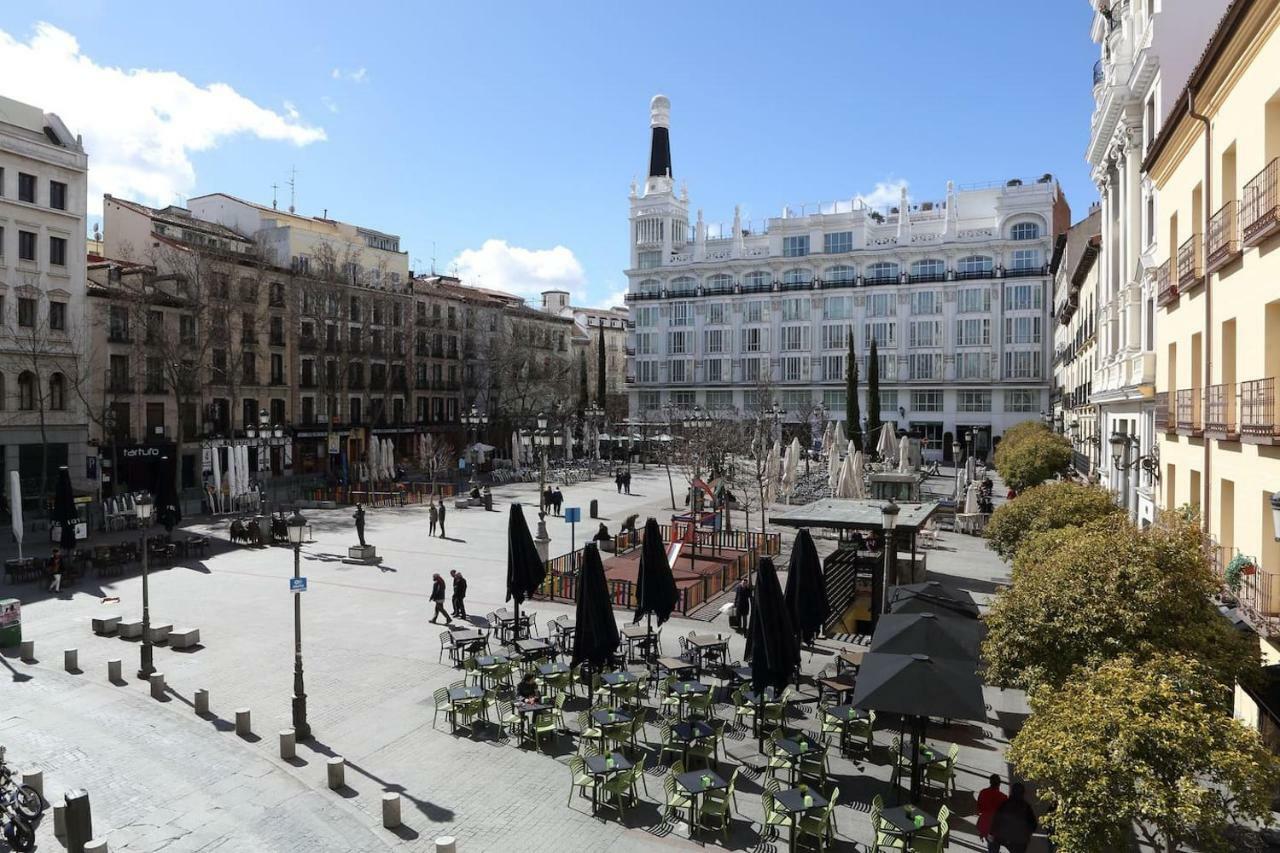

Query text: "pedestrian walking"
[428, 501, 438, 537]
[731, 577, 752, 633]
[47, 546, 63, 593]
[552, 487, 563, 516]
[976, 774, 1008, 853]
[429, 573, 452, 624]
[991, 782, 1038, 853]
[615, 471, 623, 494]
[623, 471, 632, 495]
[542, 486, 553, 513]
[450, 569, 468, 619]
[437, 499, 447, 538]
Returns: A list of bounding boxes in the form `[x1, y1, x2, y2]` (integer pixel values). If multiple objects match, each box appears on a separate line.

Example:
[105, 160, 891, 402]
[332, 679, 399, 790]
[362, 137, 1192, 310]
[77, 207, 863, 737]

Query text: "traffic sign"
[564, 507, 581, 524]
[290, 577, 308, 593]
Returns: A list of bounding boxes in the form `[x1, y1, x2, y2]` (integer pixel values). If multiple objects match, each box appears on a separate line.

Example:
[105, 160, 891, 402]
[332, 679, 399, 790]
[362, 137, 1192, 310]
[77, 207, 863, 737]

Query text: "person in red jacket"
[976, 774, 1008, 853]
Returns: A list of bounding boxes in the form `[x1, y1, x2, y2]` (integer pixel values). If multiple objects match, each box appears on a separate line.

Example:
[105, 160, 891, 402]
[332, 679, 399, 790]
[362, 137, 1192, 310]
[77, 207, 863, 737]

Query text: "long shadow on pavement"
[300, 737, 456, 824]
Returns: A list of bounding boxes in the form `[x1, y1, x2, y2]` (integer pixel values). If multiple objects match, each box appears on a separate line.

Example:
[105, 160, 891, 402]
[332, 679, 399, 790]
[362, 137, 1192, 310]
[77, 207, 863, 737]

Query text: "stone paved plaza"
[2, 467, 1052, 852]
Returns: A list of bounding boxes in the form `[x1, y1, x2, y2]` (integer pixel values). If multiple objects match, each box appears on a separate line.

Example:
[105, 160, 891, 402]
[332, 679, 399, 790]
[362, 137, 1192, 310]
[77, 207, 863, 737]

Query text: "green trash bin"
[0, 598, 20, 648]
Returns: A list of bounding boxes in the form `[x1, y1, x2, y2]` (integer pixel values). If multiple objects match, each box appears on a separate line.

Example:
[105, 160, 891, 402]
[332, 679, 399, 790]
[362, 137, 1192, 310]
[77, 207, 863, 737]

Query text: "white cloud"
[589, 286, 629, 311]
[0, 22, 325, 216]
[320, 96, 339, 114]
[856, 179, 910, 210]
[331, 66, 368, 83]
[449, 239, 587, 301]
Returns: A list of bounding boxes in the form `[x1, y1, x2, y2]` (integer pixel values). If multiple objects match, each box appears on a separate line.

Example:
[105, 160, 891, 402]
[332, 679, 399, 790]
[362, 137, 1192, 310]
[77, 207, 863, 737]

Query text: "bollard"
[107, 659, 122, 683]
[85, 840, 108, 853]
[149, 672, 166, 700]
[589, 498, 598, 519]
[53, 802, 67, 838]
[279, 729, 296, 760]
[234, 708, 251, 736]
[64, 648, 78, 672]
[382, 792, 401, 828]
[64, 788, 93, 853]
[19, 640, 34, 661]
[435, 837, 457, 853]
[326, 756, 345, 790]
[20, 769, 43, 800]
[194, 689, 209, 715]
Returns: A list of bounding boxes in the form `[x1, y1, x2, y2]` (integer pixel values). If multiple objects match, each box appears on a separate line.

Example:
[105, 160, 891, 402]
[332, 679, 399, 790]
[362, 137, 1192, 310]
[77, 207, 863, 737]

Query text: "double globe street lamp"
[286, 508, 311, 740]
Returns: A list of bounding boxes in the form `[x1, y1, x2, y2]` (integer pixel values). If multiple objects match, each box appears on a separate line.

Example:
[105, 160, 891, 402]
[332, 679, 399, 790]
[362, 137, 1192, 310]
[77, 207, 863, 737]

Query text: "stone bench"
[169, 628, 200, 649]
[92, 616, 122, 636]
[146, 624, 173, 644]
[118, 619, 144, 639]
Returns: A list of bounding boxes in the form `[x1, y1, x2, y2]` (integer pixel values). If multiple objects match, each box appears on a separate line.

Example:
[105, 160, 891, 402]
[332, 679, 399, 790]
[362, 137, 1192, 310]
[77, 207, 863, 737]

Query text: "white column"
[1117, 155, 1129, 353]
[1099, 178, 1113, 358]
[1125, 140, 1144, 355]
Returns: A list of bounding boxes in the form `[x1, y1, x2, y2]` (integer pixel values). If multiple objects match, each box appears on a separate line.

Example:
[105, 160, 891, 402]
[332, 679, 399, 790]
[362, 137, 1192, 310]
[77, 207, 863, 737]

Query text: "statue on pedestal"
[354, 504, 367, 547]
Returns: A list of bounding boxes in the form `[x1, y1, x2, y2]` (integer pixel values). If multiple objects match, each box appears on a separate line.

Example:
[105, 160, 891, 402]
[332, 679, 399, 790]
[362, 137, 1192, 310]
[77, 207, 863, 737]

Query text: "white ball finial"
[650, 94, 671, 129]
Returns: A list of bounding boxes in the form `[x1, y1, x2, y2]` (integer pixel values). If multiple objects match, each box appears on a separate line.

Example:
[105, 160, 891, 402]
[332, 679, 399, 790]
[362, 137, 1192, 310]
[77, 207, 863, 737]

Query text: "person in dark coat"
[552, 488, 563, 516]
[429, 573, 452, 624]
[991, 782, 1038, 853]
[732, 578, 752, 632]
[450, 569, 468, 619]
[428, 502, 438, 537]
[615, 471, 623, 494]
[623, 471, 632, 494]
[437, 499, 447, 538]
[542, 487, 553, 513]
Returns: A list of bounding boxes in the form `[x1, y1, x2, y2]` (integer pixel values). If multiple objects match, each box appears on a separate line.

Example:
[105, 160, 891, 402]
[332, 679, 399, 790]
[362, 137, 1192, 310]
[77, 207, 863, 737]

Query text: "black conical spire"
[648, 95, 672, 180]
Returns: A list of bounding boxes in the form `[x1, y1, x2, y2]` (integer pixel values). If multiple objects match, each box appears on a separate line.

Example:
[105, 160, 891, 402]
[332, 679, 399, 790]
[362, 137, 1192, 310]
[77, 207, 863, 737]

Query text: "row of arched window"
[0, 372, 67, 411]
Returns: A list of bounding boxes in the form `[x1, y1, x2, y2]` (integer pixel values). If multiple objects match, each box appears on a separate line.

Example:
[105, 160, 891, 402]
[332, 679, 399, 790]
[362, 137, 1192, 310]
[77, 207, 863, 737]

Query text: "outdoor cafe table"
[836, 648, 865, 674]
[538, 661, 570, 676]
[515, 638, 553, 659]
[656, 657, 697, 678]
[621, 624, 658, 663]
[446, 685, 485, 733]
[601, 670, 640, 706]
[451, 628, 488, 660]
[584, 752, 632, 815]
[773, 786, 829, 853]
[670, 720, 714, 766]
[774, 736, 822, 783]
[494, 610, 532, 643]
[742, 686, 781, 737]
[675, 769, 727, 837]
[823, 704, 870, 754]
[880, 804, 939, 845]
[671, 680, 710, 719]
[730, 665, 752, 684]
[592, 707, 632, 747]
[686, 633, 728, 677]
[513, 700, 553, 746]
[475, 654, 511, 690]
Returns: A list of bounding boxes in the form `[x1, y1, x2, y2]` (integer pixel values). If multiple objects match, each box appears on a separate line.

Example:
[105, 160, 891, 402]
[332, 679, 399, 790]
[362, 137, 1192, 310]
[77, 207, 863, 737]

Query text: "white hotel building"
[625, 96, 1071, 460]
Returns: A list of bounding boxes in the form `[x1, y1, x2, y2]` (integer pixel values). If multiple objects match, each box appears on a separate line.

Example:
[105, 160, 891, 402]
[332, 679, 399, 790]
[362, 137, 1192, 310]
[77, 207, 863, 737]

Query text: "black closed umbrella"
[633, 517, 677, 631]
[869, 611, 983, 660]
[571, 543, 620, 668]
[888, 580, 979, 619]
[783, 528, 828, 646]
[506, 503, 545, 641]
[745, 557, 801, 749]
[155, 457, 181, 534]
[851, 651, 986, 803]
[53, 466, 77, 552]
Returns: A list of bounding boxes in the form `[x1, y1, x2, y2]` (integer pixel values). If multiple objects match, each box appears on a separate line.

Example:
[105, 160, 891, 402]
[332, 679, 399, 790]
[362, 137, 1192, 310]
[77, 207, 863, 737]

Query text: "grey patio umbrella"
[571, 543, 621, 668]
[506, 503, 546, 640]
[745, 556, 801, 748]
[868, 611, 983, 660]
[155, 456, 182, 534]
[783, 528, 828, 647]
[53, 466, 77, 552]
[851, 651, 986, 803]
[889, 580, 980, 619]
[633, 516, 677, 630]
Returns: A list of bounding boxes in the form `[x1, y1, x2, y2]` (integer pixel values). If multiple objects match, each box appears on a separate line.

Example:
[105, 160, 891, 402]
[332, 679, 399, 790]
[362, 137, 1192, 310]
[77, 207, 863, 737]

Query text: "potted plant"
[1225, 553, 1259, 593]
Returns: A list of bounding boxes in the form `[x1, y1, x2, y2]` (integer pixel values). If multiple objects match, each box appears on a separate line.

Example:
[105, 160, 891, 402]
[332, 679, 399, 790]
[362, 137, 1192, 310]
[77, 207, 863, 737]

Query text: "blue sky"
[0, 1, 1098, 307]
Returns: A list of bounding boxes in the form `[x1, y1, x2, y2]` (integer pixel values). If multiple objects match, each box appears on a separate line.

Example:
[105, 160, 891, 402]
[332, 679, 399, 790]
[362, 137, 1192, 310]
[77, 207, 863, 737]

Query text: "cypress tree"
[578, 349, 589, 413]
[867, 337, 881, 445]
[846, 330, 862, 451]
[596, 325, 607, 405]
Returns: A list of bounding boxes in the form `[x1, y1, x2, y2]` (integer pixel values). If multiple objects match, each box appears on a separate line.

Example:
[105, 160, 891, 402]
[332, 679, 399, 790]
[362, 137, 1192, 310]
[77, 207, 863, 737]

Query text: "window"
[109, 305, 130, 341]
[637, 361, 660, 383]
[913, 421, 944, 450]
[180, 315, 196, 345]
[638, 390, 661, 412]
[879, 389, 899, 411]
[18, 173, 35, 203]
[1005, 390, 1039, 412]
[911, 390, 943, 412]
[634, 306, 657, 327]
[823, 389, 846, 411]
[270, 316, 284, 346]
[706, 359, 727, 383]
[741, 357, 765, 381]
[864, 352, 896, 380]
[670, 360, 691, 383]
[669, 276, 696, 295]
[18, 230, 36, 261]
[670, 390, 696, 410]
[781, 297, 809, 321]
[704, 328, 730, 354]
[741, 327, 769, 353]
[824, 265, 855, 284]
[212, 349, 227, 383]
[821, 323, 850, 350]
[781, 326, 810, 351]
[910, 291, 941, 314]
[635, 332, 656, 355]
[866, 261, 899, 283]
[1010, 222, 1040, 241]
[783, 235, 809, 257]
[781, 357, 804, 382]
[670, 302, 693, 327]
[1003, 350, 1042, 379]
[908, 320, 940, 348]
[955, 318, 990, 346]
[823, 354, 845, 381]
[637, 250, 662, 269]
[743, 271, 771, 290]
[1004, 316, 1042, 344]
[823, 296, 851, 319]
[1004, 283, 1043, 310]
[17, 298, 36, 328]
[49, 373, 65, 410]
[1011, 248, 1040, 271]
[707, 303, 727, 325]
[910, 259, 945, 281]
[957, 255, 993, 277]
[956, 352, 990, 379]
[18, 372, 36, 410]
[957, 390, 991, 412]
[667, 330, 692, 355]
[705, 390, 734, 412]
[271, 353, 284, 384]
[45, 300, 66, 332]
[864, 321, 896, 347]
[781, 269, 813, 287]
[744, 300, 765, 323]
[866, 293, 894, 317]
[824, 231, 853, 254]
[0, 226, 4, 257]
[907, 353, 941, 380]
[957, 287, 991, 313]
[49, 180, 67, 211]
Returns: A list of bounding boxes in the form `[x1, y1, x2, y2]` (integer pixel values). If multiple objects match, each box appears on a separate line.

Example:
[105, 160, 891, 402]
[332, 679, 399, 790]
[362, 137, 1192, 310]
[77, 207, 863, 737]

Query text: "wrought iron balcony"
[1206, 200, 1241, 274]
[1175, 388, 1202, 436]
[1177, 235, 1203, 292]
[1243, 158, 1280, 246]
[1204, 383, 1237, 438]
[1154, 259, 1177, 307]
[1240, 378, 1280, 443]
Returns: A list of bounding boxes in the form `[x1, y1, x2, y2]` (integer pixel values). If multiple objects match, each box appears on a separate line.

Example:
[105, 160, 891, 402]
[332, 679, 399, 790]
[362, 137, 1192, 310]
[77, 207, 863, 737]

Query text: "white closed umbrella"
[368, 436, 380, 483]
[851, 450, 867, 498]
[876, 424, 897, 462]
[827, 446, 841, 494]
[898, 435, 912, 473]
[964, 483, 980, 515]
[834, 421, 848, 458]
[821, 422, 834, 459]
[835, 449, 857, 498]
[763, 443, 778, 505]
[512, 431, 522, 470]
[225, 444, 237, 501]
[782, 437, 802, 502]
[211, 446, 223, 513]
[240, 444, 251, 497]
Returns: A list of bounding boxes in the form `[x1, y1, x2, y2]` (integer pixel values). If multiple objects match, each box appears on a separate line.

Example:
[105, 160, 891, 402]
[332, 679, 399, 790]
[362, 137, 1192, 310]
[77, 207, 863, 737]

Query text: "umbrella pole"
[513, 600, 521, 643]
[910, 716, 923, 804]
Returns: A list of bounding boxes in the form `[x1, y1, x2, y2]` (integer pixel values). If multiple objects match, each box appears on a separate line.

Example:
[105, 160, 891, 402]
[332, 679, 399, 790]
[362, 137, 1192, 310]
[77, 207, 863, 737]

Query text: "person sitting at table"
[516, 672, 541, 704]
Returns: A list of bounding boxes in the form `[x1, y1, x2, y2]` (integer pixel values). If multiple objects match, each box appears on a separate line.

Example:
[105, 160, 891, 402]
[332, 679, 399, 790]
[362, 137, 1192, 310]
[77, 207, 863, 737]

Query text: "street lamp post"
[764, 401, 786, 447]
[584, 401, 604, 478]
[136, 494, 155, 679]
[534, 412, 550, 508]
[287, 509, 311, 739]
[880, 499, 899, 623]
[682, 406, 713, 563]
[461, 404, 489, 488]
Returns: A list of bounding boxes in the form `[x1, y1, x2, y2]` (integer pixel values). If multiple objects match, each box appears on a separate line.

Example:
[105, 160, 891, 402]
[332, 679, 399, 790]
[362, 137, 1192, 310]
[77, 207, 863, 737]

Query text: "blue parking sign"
[564, 507, 581, 524]
[290, 577, 308, 593]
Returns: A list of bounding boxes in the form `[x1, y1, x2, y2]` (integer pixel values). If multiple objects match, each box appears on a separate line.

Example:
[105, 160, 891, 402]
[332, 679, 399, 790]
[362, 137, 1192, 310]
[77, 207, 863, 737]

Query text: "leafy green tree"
[1010, 653, 1280, 853]
[846, 330, 862, 452]
[985, 481, 1123, 561]
[995, 429, 1072, 491]
[866, 338, 880, 444]
[982, 513, 1258, 693]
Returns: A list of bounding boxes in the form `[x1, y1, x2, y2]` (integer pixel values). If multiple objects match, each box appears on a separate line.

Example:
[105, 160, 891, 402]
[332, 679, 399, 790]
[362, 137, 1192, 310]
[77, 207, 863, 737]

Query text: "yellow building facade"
[1147, 0, 1280, 738]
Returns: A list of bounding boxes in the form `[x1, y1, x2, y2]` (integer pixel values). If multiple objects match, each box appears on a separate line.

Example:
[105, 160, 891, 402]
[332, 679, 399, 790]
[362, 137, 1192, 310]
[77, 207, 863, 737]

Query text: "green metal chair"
[761, 789, 794, 840]
[431, 687, 455, 730]
[688, 720, 725, 770]
[795, 786, 838, 851]
[567, 756, 596, 806]
[663, 774, 691, 820]
[925, 744, 960, 796]
[697, 765, 737, 837]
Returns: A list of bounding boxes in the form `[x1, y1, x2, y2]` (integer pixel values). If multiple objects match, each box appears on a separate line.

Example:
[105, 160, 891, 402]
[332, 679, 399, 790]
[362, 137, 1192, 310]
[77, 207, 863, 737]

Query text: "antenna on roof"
[287, 166, 298, 214]
[271, 183, 278, 210]
[431, 241, 437, 275]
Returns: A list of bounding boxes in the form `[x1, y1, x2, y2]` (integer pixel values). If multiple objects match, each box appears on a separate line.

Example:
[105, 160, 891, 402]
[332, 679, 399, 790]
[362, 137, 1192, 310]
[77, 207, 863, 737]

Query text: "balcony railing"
[1177, 234, 1203, 291]
[1003, 264, 1049, 279]
[1155, 259, 1177, 307]
[1240, 377, 1280, 442]
[1206, 200, 1241, 274]
[1204, 383, 1237, 437]
[1154, 391, 1172, 433]
[1242, 158, 1280, 246]
[1175, 388, 1202, 435]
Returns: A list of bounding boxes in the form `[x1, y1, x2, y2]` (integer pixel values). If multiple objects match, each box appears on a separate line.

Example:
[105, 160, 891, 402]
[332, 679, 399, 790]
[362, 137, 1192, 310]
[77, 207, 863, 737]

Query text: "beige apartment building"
[1145, 0, 1280, 744]
[1050, 205, 1101, 477]
[540, 289, 632, 422]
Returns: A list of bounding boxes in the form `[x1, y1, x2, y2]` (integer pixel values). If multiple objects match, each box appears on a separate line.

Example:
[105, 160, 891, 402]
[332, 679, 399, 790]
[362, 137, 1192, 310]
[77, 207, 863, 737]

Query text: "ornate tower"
[628, 95, 689, 274]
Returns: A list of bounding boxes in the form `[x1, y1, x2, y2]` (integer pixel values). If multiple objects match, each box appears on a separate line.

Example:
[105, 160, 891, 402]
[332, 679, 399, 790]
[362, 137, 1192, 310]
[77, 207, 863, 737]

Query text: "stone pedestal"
[235, 708, 251, 736]
[19, 640, 33, 661]
[194, 689, 209, 715]
[107, 659, 122, 683]
[342, 544, 382, 566]
[534, 518, 551, 564]
[279, 729, 296, 760]
[381, 793, 401, 828]
[64, 648, 78, 672]
[149, 672, 166, 700]
[326, 757, 345, 789]
[435, 838, 457, 853]
[53, 802, 66, 838]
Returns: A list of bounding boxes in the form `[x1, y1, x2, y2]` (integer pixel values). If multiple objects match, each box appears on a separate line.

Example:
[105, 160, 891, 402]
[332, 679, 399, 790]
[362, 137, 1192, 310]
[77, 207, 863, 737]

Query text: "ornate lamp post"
[287, 509, 311, 739]
[461, 404, 489, 487]
[880, 499, 899, 623]
[764, 401, 786, 446]
[584, 401, 604, 477]
[534, 412, 550, 504]
[135, 494, 155, 679]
